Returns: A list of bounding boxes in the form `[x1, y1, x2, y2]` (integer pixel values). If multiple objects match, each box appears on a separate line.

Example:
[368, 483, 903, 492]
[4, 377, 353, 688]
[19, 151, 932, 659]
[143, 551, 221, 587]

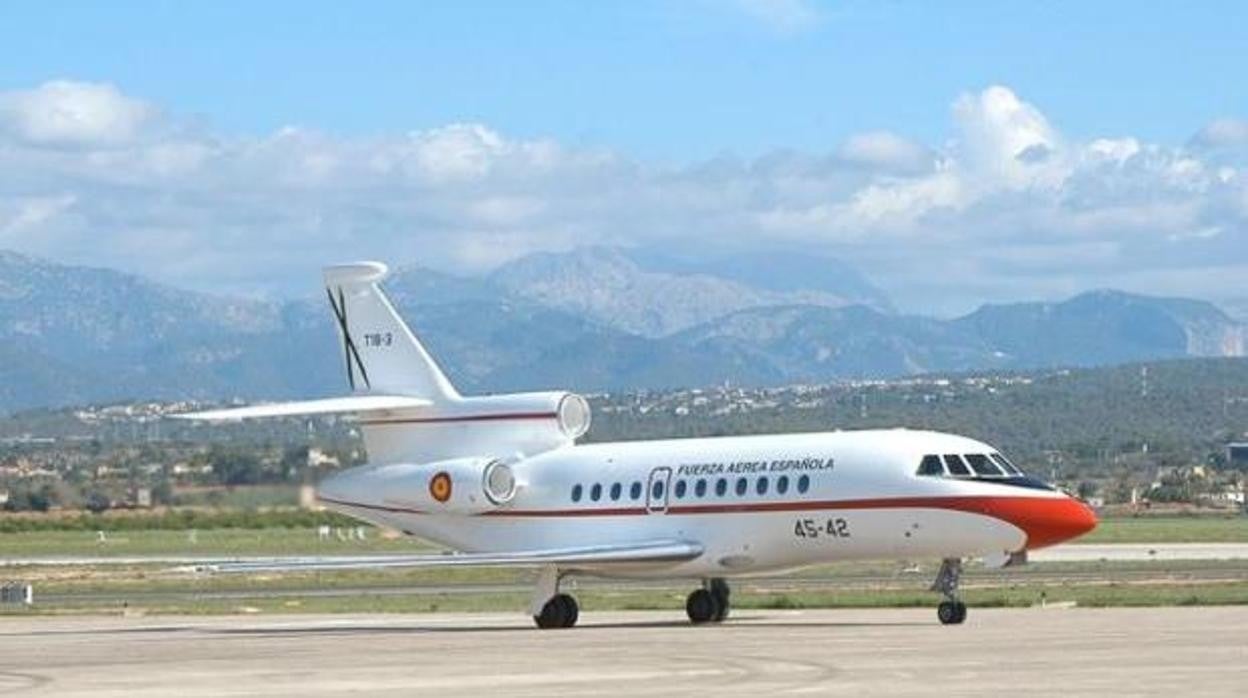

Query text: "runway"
[2, 607, 1245, 697]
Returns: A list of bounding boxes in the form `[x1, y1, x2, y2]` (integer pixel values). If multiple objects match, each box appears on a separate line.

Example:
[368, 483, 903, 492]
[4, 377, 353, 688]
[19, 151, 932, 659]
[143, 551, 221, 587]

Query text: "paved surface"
[1, 607, 1245, 697]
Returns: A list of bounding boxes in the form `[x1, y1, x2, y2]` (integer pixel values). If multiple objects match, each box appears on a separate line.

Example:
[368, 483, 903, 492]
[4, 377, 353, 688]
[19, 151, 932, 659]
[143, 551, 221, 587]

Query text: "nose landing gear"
[931, 558, 967, 625]
[686, 578, 731, 624]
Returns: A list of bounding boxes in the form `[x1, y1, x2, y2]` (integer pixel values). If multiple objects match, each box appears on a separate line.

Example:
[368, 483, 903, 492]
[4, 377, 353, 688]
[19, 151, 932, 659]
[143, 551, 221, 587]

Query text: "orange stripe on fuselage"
[319, 494, 1098, 549]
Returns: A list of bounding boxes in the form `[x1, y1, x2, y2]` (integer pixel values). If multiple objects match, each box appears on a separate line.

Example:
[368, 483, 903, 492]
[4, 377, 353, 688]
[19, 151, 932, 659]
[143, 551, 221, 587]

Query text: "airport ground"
[2, 517, 1248, 615]
[1, 607, 1244, 697]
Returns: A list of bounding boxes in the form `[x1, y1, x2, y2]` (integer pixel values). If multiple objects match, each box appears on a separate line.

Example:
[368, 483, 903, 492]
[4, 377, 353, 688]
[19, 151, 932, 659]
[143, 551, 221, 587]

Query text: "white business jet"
[187, 262, 1097, 628]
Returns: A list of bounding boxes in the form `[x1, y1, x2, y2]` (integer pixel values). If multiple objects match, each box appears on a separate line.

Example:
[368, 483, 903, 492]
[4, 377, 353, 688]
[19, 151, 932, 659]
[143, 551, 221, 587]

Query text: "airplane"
[185, 261, 1098, 629]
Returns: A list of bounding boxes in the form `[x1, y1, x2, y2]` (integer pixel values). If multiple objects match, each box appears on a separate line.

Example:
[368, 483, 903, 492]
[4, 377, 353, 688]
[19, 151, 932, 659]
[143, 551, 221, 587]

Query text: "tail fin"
[323, 262, 460, 402]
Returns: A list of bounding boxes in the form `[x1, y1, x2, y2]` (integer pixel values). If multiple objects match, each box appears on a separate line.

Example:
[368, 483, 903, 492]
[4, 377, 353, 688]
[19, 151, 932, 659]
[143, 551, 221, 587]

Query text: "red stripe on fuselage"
[359, 412, 558, 426]
[318, 493, 1097, 549]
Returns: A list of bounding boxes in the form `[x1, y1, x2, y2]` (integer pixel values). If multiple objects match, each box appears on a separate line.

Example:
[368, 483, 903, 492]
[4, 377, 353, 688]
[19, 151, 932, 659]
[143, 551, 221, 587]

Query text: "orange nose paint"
[979, 496, 1099, 549]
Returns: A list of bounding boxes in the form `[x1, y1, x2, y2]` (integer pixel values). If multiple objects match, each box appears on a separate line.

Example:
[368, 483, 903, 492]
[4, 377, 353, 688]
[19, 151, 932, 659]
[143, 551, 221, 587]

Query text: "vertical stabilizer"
[322, 262, 460, 402]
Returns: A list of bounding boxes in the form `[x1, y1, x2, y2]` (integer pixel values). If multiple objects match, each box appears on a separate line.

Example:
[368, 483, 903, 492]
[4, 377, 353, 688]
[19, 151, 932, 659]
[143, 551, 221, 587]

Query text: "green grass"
[1080, 515, 1248, 544]
[0, 528, 434, 557]
[175, 485, 300, 509]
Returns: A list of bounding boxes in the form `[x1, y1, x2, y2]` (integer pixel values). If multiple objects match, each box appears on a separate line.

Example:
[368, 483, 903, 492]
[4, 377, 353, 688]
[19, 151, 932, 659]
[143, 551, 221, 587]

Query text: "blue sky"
[4, 1, 1244, 159]
[1, 1, 1247, 314]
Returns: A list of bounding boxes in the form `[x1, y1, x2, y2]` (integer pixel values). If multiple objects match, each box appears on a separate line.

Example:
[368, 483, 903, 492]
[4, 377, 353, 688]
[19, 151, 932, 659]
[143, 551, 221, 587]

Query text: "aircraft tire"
[710, 579, 730, 622]
[535, 596, 567, 629]
[937, 601, 966, 625]
[686, 589, 719, 624]
[555, 593, 579, 628]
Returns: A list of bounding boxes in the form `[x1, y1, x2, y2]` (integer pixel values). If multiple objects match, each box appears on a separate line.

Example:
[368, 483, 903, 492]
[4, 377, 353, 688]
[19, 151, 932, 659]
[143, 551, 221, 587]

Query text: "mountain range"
[0, 247, 1244, 412]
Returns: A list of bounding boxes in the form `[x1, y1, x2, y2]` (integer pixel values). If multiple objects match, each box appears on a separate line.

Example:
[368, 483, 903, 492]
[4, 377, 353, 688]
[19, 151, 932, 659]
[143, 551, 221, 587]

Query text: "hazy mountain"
[1220, 298, 1248, 324]
[624, 248, 895, 312]
[670, 305, 1001, 382]
[953, 290, 1248, 367]
[0, 249, 1245, 411]
[490, 246, 891, 337]
[0, 251, 293, 409]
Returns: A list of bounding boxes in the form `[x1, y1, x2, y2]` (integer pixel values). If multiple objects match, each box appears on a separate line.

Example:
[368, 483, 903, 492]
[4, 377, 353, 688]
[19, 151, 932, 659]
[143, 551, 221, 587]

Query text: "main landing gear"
[931, 558, 967, 625]
[532, 566, 579, 629]
[686, 578, 731, 624]
[534, 593, 580, 629]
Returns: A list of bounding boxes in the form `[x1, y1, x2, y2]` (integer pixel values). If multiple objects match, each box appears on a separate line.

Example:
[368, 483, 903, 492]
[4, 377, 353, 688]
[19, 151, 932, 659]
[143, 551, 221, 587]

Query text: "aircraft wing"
[174, 395, 432, 421]
[188, 540, 703, 574]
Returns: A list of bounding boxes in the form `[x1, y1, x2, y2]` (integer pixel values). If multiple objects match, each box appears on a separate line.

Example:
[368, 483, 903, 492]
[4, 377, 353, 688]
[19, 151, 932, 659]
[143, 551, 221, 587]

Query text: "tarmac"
[1, 607, 1245, 697]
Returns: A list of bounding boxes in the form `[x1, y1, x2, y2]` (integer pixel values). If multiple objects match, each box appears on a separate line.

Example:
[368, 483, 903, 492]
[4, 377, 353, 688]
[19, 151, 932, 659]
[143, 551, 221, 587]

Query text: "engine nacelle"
[421, 457, 518, 514]
[320, 457, 519, 516]
[358, 391, 592, 464]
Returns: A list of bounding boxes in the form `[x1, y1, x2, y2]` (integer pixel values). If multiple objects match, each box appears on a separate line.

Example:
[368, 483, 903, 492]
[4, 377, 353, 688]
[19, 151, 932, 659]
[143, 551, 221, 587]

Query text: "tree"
[1076, 480, 1098, 500]
[209, 447, 264, 486]
[151, 478, 175, 506]
[84, 491, 111, 514]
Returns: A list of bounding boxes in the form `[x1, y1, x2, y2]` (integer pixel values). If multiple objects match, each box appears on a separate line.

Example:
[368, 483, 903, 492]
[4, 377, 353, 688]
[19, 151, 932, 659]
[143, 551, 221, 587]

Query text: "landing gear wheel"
[931, 558, 966, 626]
[937, 600, 967, 625]
[555, 593, 579, 628]
[686, 589, 720, 624]
[535, 593, 579, 629]
[709, 579, 731, 622]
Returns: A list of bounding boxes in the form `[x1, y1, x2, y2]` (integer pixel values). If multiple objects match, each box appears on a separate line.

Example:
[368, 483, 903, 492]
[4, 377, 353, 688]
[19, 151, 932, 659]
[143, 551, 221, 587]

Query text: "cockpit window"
[943, 454, 972, 476]
[965, 454, 1004, 477]
[916, 455, 945, 476]
[991, 453, 1023, 475]
[917, 450, 1042, 488]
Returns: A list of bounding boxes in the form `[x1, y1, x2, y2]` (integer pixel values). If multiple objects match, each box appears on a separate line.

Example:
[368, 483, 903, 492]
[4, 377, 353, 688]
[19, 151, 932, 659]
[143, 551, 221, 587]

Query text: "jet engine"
[319, 457, 520, 517]
[357, 391, 592, 464]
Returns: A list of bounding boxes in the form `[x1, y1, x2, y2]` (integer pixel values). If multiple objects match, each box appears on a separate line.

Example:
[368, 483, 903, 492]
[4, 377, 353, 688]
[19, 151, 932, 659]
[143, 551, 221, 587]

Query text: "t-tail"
[323, 262, 460, 401]
[180, 261, 591, 467]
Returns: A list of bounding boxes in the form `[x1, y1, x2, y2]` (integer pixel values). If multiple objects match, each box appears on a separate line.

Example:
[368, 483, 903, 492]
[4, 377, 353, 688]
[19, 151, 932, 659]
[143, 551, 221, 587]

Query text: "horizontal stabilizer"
[175, 395, 432, 421]
[186, 540, 703, 574]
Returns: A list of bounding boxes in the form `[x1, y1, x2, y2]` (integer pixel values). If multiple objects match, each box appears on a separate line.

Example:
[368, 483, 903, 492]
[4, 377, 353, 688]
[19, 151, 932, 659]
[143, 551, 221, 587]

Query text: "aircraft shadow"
[207, 616, 931, 637]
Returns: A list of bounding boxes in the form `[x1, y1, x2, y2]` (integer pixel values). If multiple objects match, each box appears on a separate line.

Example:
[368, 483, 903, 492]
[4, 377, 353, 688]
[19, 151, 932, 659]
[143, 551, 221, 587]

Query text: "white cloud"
[1, 79, 1247, 313]
[0, 81, 155, 147]
[731, 0, 822, 34]
[837, 131, 932, 173]
[1192, 118, 1248, 149]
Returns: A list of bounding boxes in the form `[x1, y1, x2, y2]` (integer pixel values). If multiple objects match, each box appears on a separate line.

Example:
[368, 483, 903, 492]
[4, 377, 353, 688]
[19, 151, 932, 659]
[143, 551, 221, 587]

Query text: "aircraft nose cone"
[972, 494, 1098, 550]
[1016, 496, 1098, 550]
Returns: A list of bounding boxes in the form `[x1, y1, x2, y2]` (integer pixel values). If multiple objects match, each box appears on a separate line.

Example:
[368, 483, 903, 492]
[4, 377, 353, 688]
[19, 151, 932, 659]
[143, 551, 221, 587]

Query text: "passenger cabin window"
[571, 484, 583, 502]
[590, 483, 603, 501]
[631, 481, 643, 500]
[797, 474, 811, 494]
[715, 478, 728, 497]
[675, 480, 688, 498]
[777, 475, 790, 494]
[943, 454, 972, 476]
[735, 477, 748, 496]
[610, 482, 622, 500]
[695, 479, 708, 497]
[651, 480, 664, 499]
[965, 454, 1004, 477]
[916, 455, 945, 476]
[756, 477, 769, 495]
